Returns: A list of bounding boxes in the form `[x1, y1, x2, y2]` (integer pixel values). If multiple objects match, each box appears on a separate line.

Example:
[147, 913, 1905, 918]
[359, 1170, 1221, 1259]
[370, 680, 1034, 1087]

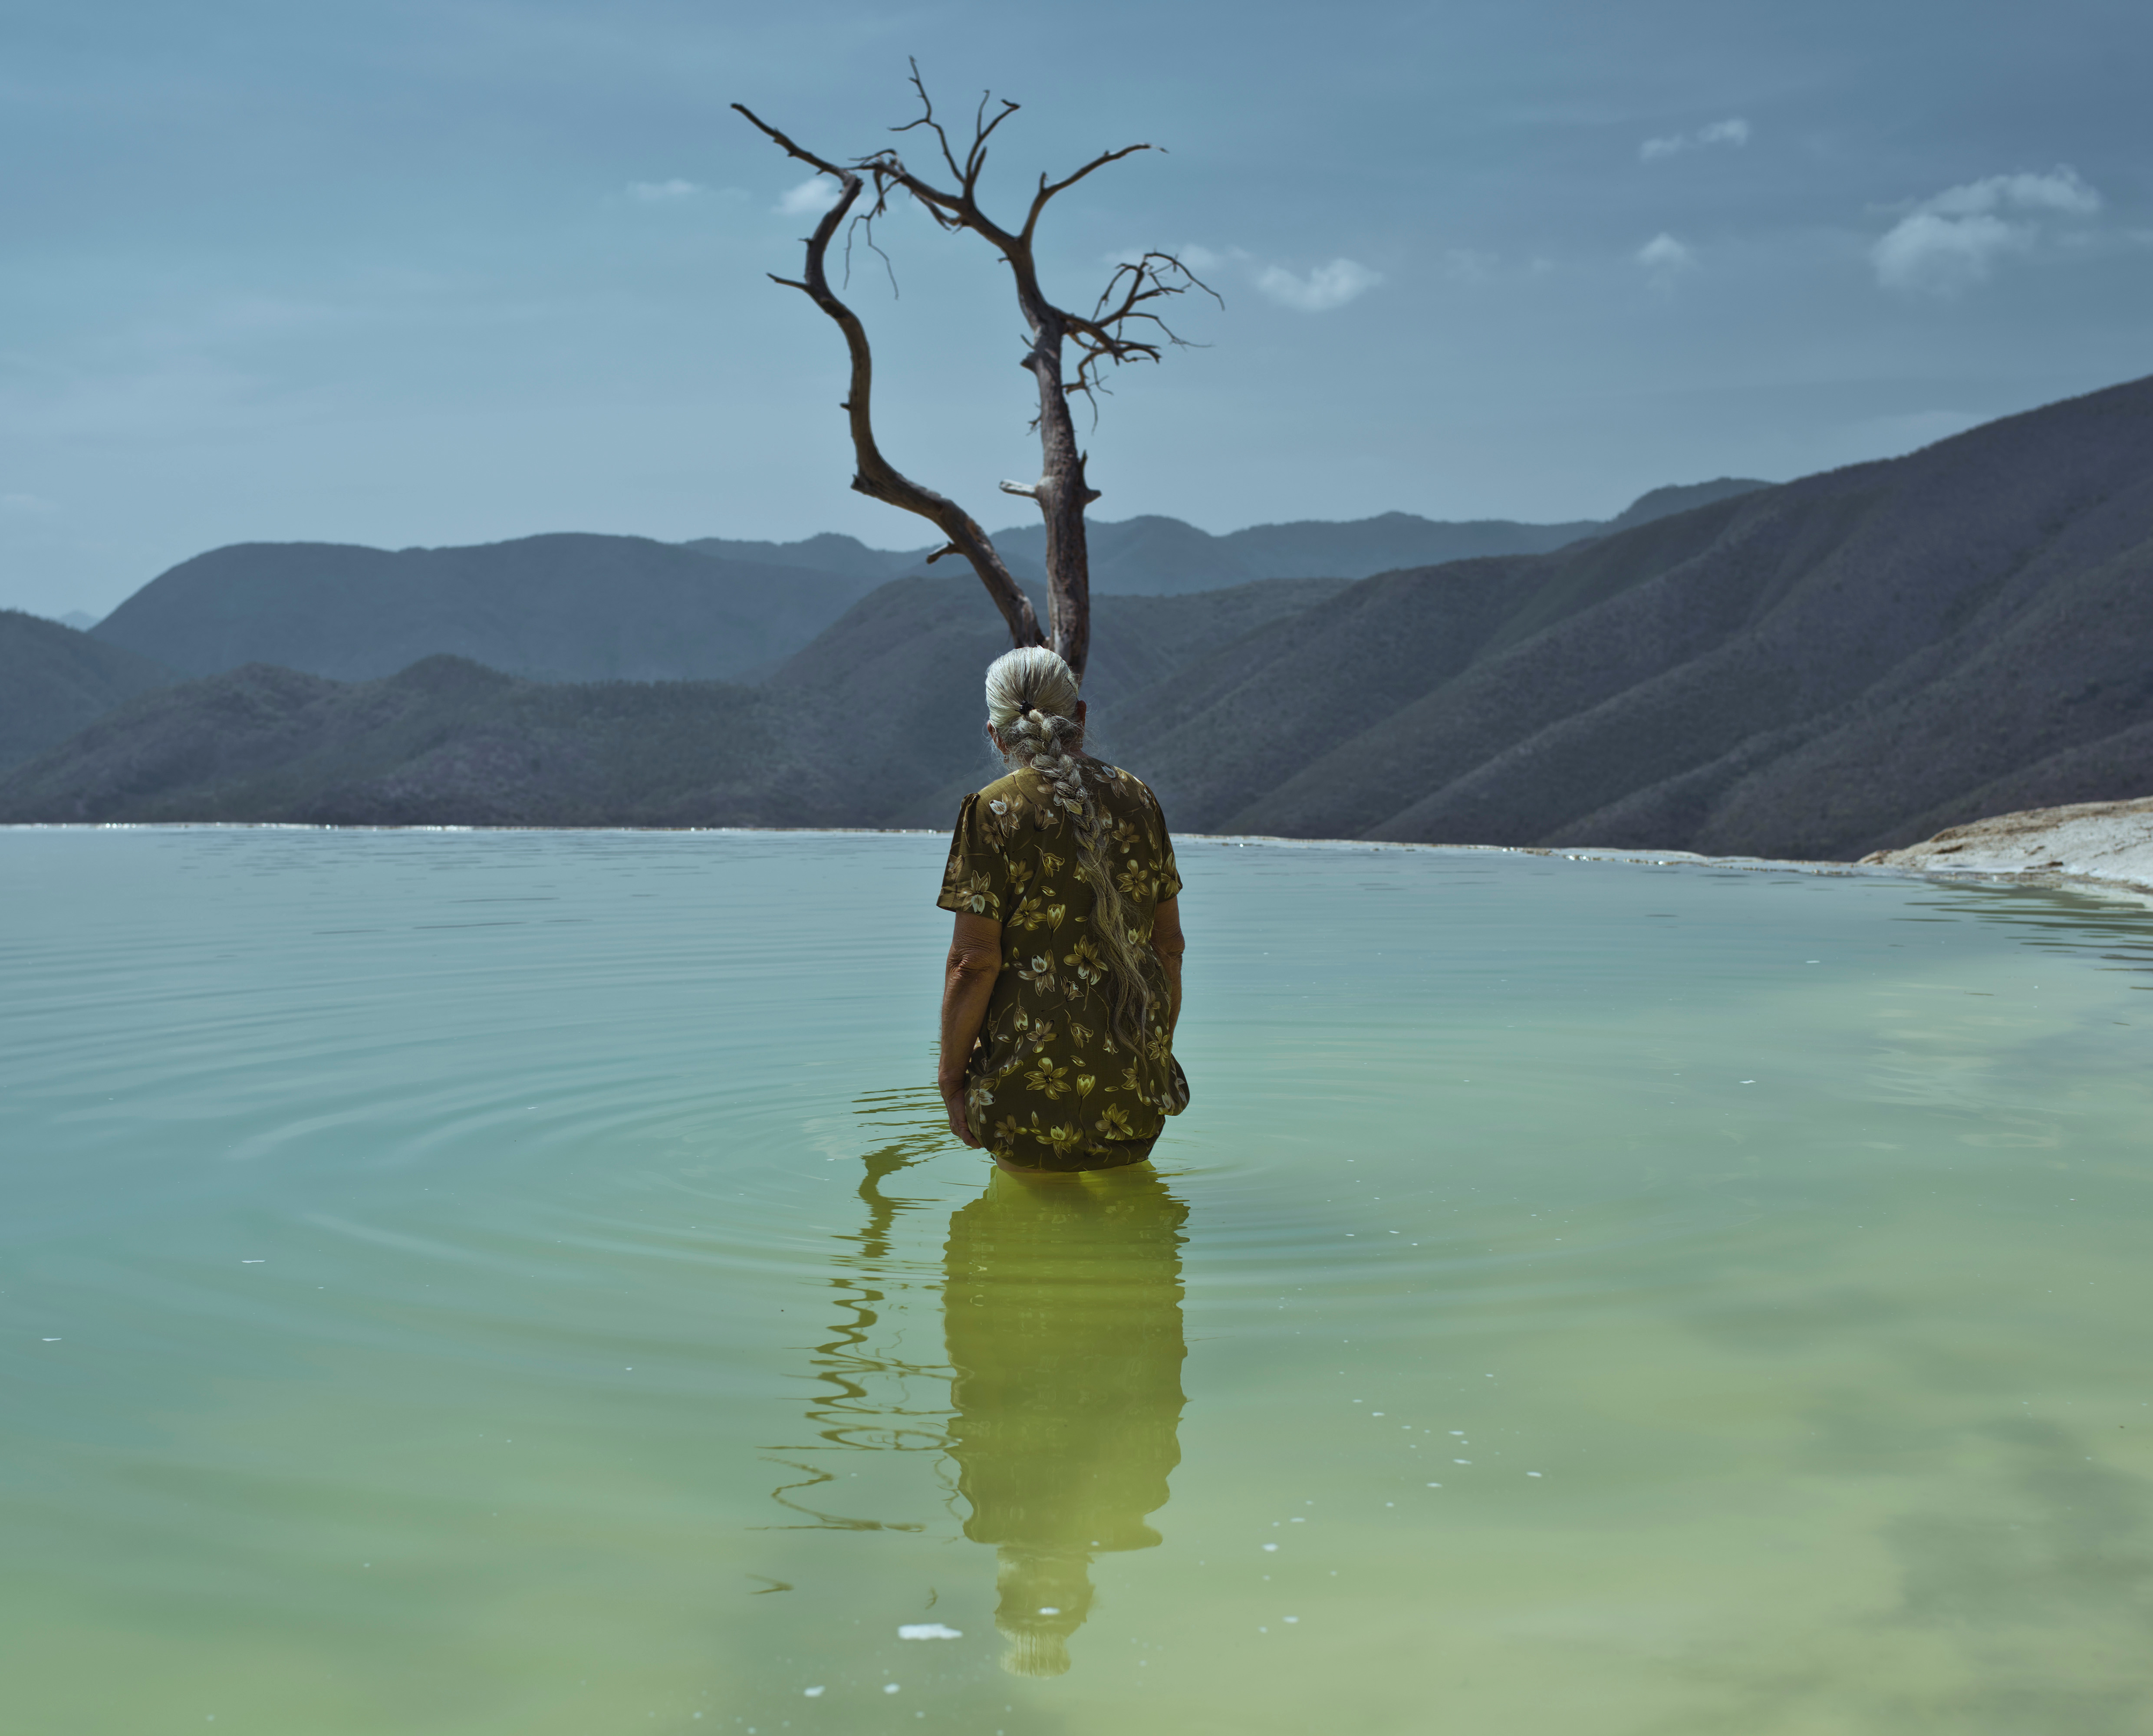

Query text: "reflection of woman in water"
[936, 647, 1189, 1172]
[942, 1167, 1188, 1676]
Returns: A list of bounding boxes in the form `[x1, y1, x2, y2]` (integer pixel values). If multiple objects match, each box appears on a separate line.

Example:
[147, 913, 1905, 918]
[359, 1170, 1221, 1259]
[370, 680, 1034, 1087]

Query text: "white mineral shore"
[1190, 797, 2153, 904]
[1857, 796, 2153, 896]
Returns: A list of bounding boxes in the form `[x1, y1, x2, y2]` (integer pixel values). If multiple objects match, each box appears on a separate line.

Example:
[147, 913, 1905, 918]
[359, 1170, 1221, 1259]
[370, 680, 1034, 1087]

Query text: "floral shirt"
[937, 763, 1186, 1170]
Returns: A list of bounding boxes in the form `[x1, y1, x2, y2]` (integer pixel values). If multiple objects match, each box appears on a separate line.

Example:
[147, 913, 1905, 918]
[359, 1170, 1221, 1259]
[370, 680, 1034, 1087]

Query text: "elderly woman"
[936, 647, 1188, 1172]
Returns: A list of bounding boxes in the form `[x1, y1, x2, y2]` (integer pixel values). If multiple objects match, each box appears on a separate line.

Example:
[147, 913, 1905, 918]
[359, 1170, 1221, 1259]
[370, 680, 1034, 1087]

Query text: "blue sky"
[4, 0, 2149, 617]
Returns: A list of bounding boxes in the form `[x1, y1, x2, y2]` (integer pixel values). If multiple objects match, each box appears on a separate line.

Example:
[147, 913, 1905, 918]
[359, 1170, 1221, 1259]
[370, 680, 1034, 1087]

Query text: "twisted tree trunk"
[781, 168, 1043, 652]
[997, 292, 1099, 676]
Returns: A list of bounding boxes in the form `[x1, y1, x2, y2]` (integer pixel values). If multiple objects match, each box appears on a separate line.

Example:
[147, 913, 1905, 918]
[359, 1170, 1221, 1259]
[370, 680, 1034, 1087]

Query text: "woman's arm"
[1152, 896, 1185, 1039]
[938, 911, 1004, 1147]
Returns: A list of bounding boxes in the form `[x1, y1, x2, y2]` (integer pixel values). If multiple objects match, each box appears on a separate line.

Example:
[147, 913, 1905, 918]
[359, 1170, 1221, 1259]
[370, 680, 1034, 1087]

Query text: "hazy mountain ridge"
[689, 488, 1770, 598]
[0, 581, 1342, 826]
[0, 609, 181, 771]
[72, 481, 1768, 700]
[767, 576, 1358, 826]
[0, 657, 853, 828]
[89, 534, 889, 686]
[1598, 479, 1772, 534]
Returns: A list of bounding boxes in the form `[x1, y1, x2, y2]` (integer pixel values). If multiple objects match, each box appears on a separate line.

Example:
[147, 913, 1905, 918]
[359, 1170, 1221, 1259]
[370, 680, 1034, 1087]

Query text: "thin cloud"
[1172, 243, 1242, 274]
[1255, 258, 1383, 312]
[1113, 243, 1373, 309]
[776, 177, 843, 217]
[1640, 117, 1750, 163]
[1872, 166, 2102, 293]
[1098, 243, 1242, 276]
[1636, 233, 1697, 274]
[627, 178, 702, 203]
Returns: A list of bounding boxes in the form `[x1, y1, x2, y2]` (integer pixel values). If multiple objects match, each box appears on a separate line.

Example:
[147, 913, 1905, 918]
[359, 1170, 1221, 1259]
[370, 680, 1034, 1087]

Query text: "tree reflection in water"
[764, 1090, 949, 1534]
[942, 1166, 1188, 1677]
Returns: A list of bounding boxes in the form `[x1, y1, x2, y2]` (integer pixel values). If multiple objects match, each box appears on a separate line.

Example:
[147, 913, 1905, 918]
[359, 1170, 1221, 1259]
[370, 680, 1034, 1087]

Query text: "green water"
[3, 828, 2151, 1735]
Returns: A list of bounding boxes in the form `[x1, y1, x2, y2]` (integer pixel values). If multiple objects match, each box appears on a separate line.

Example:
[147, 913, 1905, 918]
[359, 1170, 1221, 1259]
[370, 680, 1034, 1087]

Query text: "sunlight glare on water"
[3, 827, 2151, 1734]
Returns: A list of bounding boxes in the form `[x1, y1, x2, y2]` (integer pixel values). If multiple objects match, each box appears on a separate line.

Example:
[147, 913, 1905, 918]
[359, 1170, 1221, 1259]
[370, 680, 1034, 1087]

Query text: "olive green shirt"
[937, 763, 1186, 1170]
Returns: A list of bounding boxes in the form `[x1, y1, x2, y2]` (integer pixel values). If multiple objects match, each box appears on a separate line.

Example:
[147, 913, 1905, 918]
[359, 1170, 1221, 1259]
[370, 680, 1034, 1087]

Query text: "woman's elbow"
[947, 947, 1003, 982]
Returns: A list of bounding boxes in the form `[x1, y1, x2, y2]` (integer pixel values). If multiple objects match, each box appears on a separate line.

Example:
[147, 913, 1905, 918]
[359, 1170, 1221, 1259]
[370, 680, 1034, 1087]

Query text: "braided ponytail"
[982, 648, 1159, 1050]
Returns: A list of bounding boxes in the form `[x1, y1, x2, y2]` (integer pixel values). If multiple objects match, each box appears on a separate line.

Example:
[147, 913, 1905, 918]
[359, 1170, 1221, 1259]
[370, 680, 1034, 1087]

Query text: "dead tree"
[734, 67, 1209, 681]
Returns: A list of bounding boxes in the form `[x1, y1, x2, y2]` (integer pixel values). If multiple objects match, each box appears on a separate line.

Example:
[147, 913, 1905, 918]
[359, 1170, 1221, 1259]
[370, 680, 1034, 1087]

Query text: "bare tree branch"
[732, 102, 1044, 653]
[1021, 144, 1154, 245]
[736, 73, 1204, 681]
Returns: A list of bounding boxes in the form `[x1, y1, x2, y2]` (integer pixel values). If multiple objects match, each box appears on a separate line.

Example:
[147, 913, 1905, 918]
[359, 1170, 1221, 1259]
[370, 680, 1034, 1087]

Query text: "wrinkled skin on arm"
[938, 911, 1004, 1147]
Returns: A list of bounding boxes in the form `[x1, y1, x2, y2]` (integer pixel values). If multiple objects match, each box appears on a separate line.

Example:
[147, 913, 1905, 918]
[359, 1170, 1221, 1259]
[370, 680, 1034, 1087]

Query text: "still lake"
[3, 826, 2151, 1735]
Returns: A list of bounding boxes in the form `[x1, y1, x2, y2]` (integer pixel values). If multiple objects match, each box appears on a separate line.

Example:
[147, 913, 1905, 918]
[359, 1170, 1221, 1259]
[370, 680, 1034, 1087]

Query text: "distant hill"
[0, 609, 178, 771]
[1599, 478, 1771, 534]
[1, 579, 1346, 826]
[0, 656, 850, 828]
[765, 575, 1356, 825]
[681, 531, 923, 583]
[688, 483, 1771, 598]
[88, 534, 888, 685]
[61, 482, 1766, 715]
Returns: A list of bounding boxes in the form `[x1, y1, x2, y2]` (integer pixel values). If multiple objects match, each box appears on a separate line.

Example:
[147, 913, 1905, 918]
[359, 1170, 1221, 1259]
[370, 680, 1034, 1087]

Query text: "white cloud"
[1636, 232, 1697, 274]
[0, 492, 58, 515]
[1923, 168, 2100, 218]
[1098, 243, 1242, 276]
[1640, 118, 1750, 163]
[1174, 243, 1235, 274]
[627, 178, 702, 203]
[1254, 258, 1383, 312]
[1871, 166, 2101, 293]
[776, 176, 843, 217]
[1871, 212, 2031, 294]
[1119, 244, 1376, 309]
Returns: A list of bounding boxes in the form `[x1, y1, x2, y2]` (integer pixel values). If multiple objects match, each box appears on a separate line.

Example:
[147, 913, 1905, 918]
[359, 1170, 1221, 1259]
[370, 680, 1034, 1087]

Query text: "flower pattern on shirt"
[937, 762, 1187, 1170]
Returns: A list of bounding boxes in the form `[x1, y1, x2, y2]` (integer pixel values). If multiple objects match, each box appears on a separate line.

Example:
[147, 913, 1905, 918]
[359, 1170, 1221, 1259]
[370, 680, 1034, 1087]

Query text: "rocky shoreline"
[1202, 799, 2153, 907]
[1857, 796, 2153, 899]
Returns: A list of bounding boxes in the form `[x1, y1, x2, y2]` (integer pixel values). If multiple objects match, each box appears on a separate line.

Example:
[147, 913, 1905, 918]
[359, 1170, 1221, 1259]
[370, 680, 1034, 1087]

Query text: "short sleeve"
[936, 793, 1013, 920]
[1143, 781, 1182, 902]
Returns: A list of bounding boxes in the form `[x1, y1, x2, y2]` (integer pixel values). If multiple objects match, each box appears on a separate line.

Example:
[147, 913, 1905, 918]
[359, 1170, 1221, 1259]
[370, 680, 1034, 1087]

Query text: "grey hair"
[981, 646, 1158, 1049]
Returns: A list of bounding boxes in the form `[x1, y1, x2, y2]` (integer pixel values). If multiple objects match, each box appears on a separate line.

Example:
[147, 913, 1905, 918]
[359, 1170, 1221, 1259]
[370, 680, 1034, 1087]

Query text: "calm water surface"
[3, 828, 2151, 1735]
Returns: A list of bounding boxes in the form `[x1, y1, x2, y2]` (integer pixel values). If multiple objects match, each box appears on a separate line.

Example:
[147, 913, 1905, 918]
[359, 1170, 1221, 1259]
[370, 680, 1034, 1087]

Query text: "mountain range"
[686, 480, 1763, 596]
[5, 378, 2150, 855]
[0, 581, 1342, 827]
[76, 482, 1765, 693]
[84, 535, 889, 686]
